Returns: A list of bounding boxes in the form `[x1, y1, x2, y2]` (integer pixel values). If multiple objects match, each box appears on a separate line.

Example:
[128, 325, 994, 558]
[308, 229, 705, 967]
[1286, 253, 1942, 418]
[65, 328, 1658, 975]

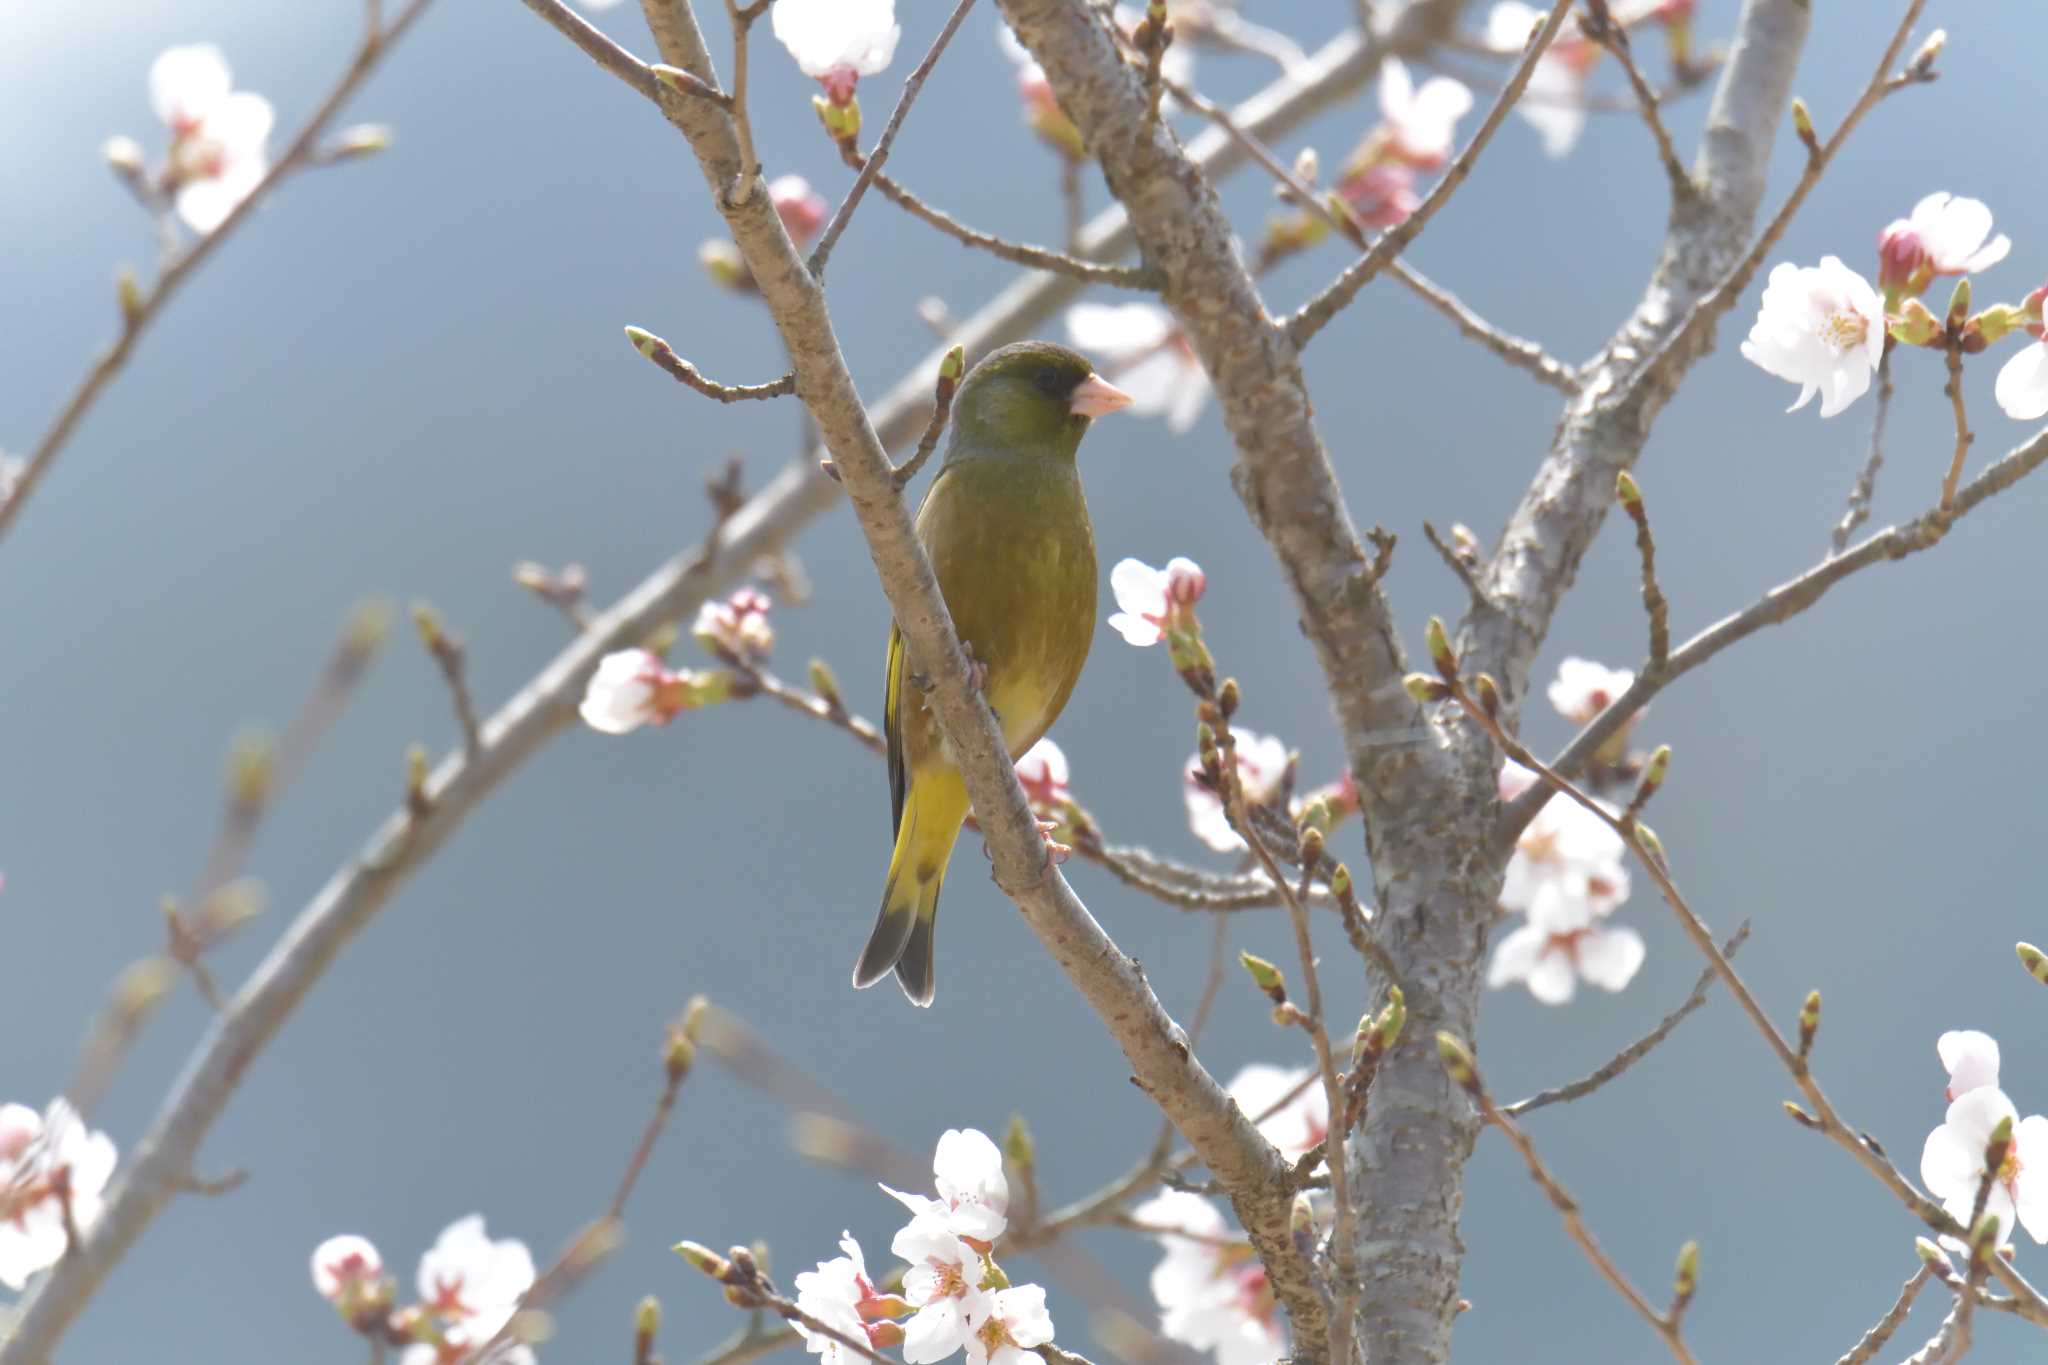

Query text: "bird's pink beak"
[1069, 372, 1135, 418]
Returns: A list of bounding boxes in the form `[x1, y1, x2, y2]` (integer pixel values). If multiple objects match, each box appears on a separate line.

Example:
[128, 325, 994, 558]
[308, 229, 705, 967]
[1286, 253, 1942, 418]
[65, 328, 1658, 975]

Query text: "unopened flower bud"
[1634, 822, 1667, 870]
[634, 1296, 661, 1363]
[697, 239, 749, 291]
[813, 93, 862, 147]
[1797, 989, 1821, 1056]
[1615, 469, 1643, 512]
[1425, 615, 1457, 681]
[1946, 277, 1972, 331]
[329, 124, 394, 160]
[673, 1241, 731, 1279]
[1436, 1031, 1479, 1092]
[1790, 98, 1817, 154]
[226, 727, 276, 812]
[2018, 941, 2048, 986]
[116, 265, 144, 325]
[103, 134, 146, 178]
[1472, 672, 1501, 720]
[1782, 1100, 1819, 1129]
[1329, 862, 1354, 904]
[411, 600, 443, 649]
[1404, 672, 1451, 703]
[1375, 985, 1406, 1051]
[1907, 28, 1945, 77]
[1217, 676, 1240, 720]
[1671, 1240, 1699, 1310]
[1636, 745, 1670, 799]
[1889, 297, 1942, 347]
[1292, 146, 1320, 186]
[1297, 825, 1325, 868]
[1003, 1112, 1035, 1173]
[1289, 1191, 1316, 1252]
[664, 1024, 696, 1084]
[1238, 950, 1288, 1005]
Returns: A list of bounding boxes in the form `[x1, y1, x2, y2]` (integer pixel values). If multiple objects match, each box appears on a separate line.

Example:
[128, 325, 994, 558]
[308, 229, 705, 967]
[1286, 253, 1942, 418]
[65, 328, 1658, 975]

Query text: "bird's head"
[947, 341, 1133, 461]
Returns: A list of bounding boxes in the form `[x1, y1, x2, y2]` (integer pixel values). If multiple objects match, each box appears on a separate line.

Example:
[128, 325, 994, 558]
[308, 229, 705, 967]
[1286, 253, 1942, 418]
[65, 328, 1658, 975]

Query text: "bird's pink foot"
[961, 640, 990, 694]
[1037, 819, 1072, 879]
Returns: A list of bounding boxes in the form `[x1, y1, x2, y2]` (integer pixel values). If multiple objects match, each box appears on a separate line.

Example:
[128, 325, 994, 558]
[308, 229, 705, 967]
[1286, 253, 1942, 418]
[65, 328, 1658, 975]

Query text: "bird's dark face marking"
[949, 341, 1105, 458]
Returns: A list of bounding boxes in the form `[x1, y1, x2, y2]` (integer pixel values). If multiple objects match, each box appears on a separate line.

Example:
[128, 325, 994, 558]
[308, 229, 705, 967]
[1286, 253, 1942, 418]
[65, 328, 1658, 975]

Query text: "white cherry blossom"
[311, 1234, 385, 1302]
[793, 1233, 882, 1365]
[1486, 917, 1646, 1004]
[1066, 303, 1211, 433]
[1224, 1064, 1328, 1163]
[882, 1128, 1010, 1242]
[772, 0, 900, 101]
[1488, 4, 1594, 158]
[1496, 761, 1630, 925]
[1106, 555, 1206, 647]
[580, 649, 675, 734]
[1920, 1087, 2048, 1247]
[1376, 58, 1472, 169]
[893, 1218, 988, 1363]
[0, 1099, 118, 1292]
[965, 1285, 1054, 1365]
[1895, 193, 2011, 278]
[1546, 657, 1634, 726]
[1015, 738, 1072, 815]
[1130, 1191, 1283, 1365]
[1939, 1031, 2001, 1102]
[403, 1214, 535, 1365]
[1740, 256, 1885, 418]
[149, 44, 274, 233]
[1996, 294, 2048, 421]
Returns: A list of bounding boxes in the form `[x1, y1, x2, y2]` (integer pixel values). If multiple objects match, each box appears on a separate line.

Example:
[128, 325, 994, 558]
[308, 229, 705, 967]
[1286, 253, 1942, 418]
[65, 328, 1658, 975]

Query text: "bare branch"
[624, 327, 796, 401]
[859, 164, 1160, 288]
[1833, 348, 1894, 553]
[1503, 922, 1748, 1118]
[1582, 0, 1694, 197]
[1835, 1265, 1933, 1365]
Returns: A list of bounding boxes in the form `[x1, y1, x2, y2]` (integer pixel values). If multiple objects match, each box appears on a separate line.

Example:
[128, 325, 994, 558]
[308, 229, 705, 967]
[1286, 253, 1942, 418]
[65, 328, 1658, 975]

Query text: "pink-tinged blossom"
[965, 1284, 1055, 1365]
[1225, 1064, 1328, 1163]
[1877, 193, 2011, 301]
[1184, 729, 1288, 854]
[996, 26, 1085, 160]
[149, 44, 275, 233]
[694, 587, 775, 661]
[771, 175, 831, 249]
[402, 1215, 536, 1365]
[1375, 58, 1472, 170]
[1015, 738, 1072, 815]
[579, 649, 676, 735]
[882, 1128, 1010, 1243]
[1496, 761, 1630, 925]
[892, 1218, 988, 1364]
[311, 1234, 385, 1303]
[0, 1099, 117, 1292]
[1130, 1191, 1283, 1365]
[1486, 917, 1646, 1004]
[1065, 303, 1211, 433]
[1488, 3, 1596, 158]
[1336, 162, 1421, 230]
[1739, 257, 1885, 418]
[1995, 288, 2048, 422]
[1546, 657, 1635, 726]
[772, 0, 900, 104]
[1939, 1031, 2001, 1102]
[794, 1233, 889, 1365]
[1920, 1087, 2048, 1247]
[1106, 555, 1207, 647]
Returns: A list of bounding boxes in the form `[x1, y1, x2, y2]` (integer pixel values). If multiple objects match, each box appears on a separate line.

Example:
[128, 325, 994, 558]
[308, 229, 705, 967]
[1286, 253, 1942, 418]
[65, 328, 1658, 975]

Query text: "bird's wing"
[885, 621, 907, 837]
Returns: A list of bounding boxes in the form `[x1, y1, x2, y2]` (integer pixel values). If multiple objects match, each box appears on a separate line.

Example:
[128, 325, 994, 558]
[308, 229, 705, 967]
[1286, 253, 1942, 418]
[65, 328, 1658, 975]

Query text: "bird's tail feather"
[852, 782, 961, 1005]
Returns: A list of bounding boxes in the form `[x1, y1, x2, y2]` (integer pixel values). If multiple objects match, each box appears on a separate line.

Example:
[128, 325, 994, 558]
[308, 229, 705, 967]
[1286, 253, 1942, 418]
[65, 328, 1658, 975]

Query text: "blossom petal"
[1995, 343, 2048, 422]
[1575, 925, 1645, 993]
[150, 44, 232, 128]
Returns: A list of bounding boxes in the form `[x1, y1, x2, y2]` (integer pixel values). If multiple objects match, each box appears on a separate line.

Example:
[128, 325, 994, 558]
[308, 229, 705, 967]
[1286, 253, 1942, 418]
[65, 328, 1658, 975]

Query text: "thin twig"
[1060, 157, 1085, 254]
[1508, 427, 2048, 840]
[1451, 1043, 1697, 1363]
[1582, 0, 1693, 197]
[859, 165, 1158, 288]
[1616, 473, 1670, 667]
[720, 0, 766, 205]
[1834, 347, 1894, 553]
[1504, 922, 1748, 1117]
[1835, 1265, 1934, 1365]
[1286, 0, 1576, 349]
[1900, 1303, 1964, 1365]
[1422, 520, 1489, 604]
[0, 0, 440, 548]
[413, 604, 483, 754]
[1940, 342, 1974, 511]
[809, 0, 980, 277]
[625, 326, 796, 402]
[892, 348, 963, 490]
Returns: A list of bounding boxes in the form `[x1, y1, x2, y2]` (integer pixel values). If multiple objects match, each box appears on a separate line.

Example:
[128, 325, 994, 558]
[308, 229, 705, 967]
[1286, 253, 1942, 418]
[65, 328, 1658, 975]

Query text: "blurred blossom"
[1920, 1087, 2048, 1248]
[773, 0, 901, 104]
[964, 1284, 1054, 1365]
[1996, 287, 2048, 422]
[1184, 728, 1287, 853]
[794, 1232, 886, 1365]
[404, 1214, 536, 1365]
[1106, 554, 1206, 647]
[1015, 738, 1072, 814]
[310, 1233, 385, 1303]
[771, 175, 831, 249]
[1485, 915, 1645, 1004]
[1488, 760, 1641, 1003]
[1939, 1030, 2001, 1102]
[695, 587, 775, 662]
[580, 649, 676, 735]
[1225, 1063, 1327, 1162]
[1546, 657, 1634, 727]
[1066, 303, 1211, 433]
[1739, 257, 1885, 418]
[1336, 162, 1420, 230]
[1375, 58, 1472, 169]
[1130, 1190, 1281, 1365]
[1487, 2, 1597, 158]
[0, 1099, 117, 1292]
[892, 1219, 986, 1363]
[997, 25, 1085, 160]
[149, 44, 274, 233]
[881, 1128, 1009, 1243]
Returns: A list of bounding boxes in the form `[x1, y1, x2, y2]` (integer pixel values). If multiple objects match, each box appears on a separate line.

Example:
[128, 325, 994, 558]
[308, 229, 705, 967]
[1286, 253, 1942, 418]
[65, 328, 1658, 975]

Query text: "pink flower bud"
[769, 175, 829, 249]
[1877, 220, 1930, 298]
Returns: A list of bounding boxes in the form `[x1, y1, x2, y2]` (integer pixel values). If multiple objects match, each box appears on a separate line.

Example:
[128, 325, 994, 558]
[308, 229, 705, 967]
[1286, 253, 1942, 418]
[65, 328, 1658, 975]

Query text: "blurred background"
[5, 1, 2047, 1361]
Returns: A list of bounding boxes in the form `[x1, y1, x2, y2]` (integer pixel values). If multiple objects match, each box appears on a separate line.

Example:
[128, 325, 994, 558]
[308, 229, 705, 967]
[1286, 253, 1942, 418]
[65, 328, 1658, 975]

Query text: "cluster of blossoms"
[104, 45, 275, 234]
[1486, 658, 1645, 1004]
[1743, 190, 2048, 422]
[1921, 1031, 2048, 1251]
[0, 1098, 117, 1293]
[579, 586, 779, 735]
[310, 1215, 538, 1363]
[786, 1129, 1056, 1365]
[1128, 1065, 1328, 1365]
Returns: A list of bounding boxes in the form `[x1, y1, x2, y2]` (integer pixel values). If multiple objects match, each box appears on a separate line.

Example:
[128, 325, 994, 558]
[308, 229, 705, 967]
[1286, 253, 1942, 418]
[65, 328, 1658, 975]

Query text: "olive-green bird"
[853, 341, 1133, 1007]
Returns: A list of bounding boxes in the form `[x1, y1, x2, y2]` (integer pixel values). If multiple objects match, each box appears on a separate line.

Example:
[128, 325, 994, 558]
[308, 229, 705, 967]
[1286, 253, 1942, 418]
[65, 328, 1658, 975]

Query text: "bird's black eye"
[1033, 367, 1063, 395]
